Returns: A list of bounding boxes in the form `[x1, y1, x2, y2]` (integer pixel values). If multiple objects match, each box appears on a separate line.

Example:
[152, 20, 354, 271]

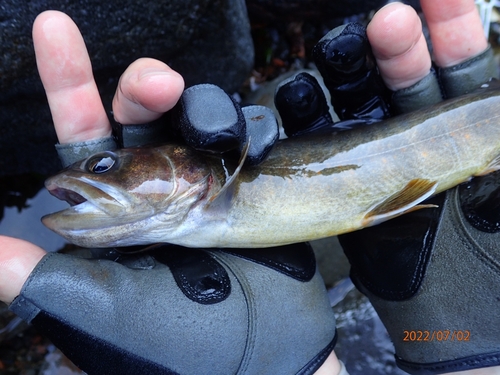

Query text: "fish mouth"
[42, 176, 130, 231]
[48, 186, 88, 206]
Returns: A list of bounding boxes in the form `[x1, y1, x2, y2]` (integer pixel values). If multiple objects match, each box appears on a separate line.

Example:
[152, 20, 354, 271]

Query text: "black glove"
[274, 22, 500, 374]
[56, 83, 279, 168]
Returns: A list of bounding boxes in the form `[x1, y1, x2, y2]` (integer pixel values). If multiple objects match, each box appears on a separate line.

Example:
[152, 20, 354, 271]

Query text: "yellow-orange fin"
[363, 178, 438, 227]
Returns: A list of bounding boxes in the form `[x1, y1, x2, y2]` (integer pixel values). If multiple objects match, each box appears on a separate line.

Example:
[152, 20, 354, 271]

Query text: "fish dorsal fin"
[363, 178, 438, 227]
[206, 139, 250, 208]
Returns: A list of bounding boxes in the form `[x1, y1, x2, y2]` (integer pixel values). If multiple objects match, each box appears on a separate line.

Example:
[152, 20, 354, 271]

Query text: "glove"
[56, 83, 279, 168]
[10, 81, 339, 375]
[274, 21, 500, 374]
[10, 243, 337, 375]
[339, 29, 500, 375]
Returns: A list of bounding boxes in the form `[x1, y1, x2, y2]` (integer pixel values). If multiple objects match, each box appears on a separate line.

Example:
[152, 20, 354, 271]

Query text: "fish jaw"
[42, 174, 144, 233]
[42, 212, 162, 248]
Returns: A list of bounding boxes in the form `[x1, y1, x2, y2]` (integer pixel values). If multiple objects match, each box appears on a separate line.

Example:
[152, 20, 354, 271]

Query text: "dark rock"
[0, 0, 253, 176]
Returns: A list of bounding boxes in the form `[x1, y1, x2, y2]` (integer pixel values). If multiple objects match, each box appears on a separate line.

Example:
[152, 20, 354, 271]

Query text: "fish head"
[42, 144, 213, 247]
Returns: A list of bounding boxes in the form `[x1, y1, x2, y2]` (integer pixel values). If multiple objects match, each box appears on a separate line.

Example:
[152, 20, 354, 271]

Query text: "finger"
[33, 11, 111, 144]
[367, 3, 431, 91]
[112, 58, 185, 124]
[421, 0, 487, 68]
[0, 236, 46, 304]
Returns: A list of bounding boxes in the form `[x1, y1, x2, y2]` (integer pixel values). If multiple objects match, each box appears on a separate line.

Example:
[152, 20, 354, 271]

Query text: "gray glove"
[10, 244, 337, 375]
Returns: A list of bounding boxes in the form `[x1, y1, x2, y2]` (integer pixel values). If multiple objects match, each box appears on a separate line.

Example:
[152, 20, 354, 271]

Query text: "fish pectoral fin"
[206, 138, 250, 209]
[475, 154, 500, 176]
[362, 178, 438, 227]
[157, 176, 209, 224]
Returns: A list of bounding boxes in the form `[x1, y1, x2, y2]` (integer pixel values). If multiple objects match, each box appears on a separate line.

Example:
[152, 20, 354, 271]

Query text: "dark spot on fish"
[318, 164, 360, 176]
[263, 164, 360, 178]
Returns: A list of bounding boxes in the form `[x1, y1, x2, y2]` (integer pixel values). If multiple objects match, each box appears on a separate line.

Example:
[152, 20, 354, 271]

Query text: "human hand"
[274, 1, 500, 374]
[0, 9, 184, 304]
[33, 11, 184, 144]
[0, 4, 282, 308]
[8, 242, 337, 375]
[1, 9, 339, 375]
[0, 2, 498, 375]
[276, 0, 492, 136]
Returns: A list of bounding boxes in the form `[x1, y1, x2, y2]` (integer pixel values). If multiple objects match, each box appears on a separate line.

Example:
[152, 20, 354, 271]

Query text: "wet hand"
[276, 0, 489, 137]
[306, 2, 500, 374]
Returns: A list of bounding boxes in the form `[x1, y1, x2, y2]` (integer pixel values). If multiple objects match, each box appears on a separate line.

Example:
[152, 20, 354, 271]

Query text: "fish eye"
[86, 153, 116, 174]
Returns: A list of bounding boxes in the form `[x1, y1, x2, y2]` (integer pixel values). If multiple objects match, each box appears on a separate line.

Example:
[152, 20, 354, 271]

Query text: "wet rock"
[0, 0, 253, 176]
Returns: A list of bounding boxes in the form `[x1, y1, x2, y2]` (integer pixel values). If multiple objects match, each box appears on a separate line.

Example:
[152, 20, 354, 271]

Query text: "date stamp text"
[403, 330, 470, 342]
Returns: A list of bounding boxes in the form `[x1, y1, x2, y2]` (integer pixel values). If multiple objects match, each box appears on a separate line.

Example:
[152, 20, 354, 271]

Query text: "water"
[0, 187, 68, 252]
[329, 281, 407, 375]
[314, 239, 407, 375]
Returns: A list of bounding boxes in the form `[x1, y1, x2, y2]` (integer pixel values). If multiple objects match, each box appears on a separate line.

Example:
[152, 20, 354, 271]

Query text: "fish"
[42, 81, 500, 248]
